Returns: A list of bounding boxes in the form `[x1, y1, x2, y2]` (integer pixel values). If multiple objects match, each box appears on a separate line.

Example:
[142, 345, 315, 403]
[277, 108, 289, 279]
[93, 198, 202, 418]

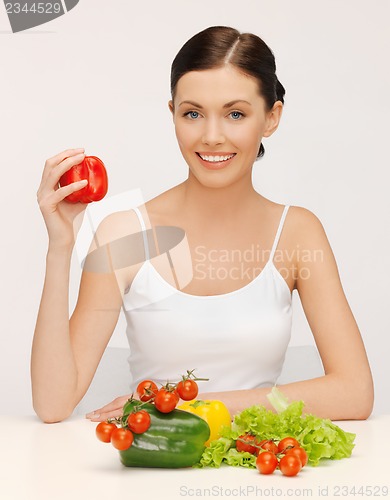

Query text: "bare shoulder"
[286, 205, 330, 248]
[280, 205, 335, 285]
[285, 205, 339, 289]
[287, 205, 325, 231]
[91, 209, 144, 250]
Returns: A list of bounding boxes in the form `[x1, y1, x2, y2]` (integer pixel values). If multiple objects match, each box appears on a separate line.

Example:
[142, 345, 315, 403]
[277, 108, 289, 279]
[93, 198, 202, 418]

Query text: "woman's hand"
[37, 148, 89, 249]
[85, 394, 135, 422]
[85, 393, 187, 422]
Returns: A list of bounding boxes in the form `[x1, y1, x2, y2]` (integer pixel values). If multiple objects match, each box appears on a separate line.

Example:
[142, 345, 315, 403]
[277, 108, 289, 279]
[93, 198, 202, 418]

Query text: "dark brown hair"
[170, 26, 285, 158]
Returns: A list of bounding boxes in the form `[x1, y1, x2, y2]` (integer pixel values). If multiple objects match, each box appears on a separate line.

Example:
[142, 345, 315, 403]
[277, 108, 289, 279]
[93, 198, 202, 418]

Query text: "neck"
[178, 171, 260, 224]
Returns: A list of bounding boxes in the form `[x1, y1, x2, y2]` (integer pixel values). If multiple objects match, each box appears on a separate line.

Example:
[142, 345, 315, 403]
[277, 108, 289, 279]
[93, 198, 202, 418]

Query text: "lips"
[196, 152, 236, 161]
[195, 152, 236, 170]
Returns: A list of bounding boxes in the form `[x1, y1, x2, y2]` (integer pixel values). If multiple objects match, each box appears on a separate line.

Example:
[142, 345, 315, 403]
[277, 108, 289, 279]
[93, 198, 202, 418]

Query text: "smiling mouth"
[196, 153, 236, 163]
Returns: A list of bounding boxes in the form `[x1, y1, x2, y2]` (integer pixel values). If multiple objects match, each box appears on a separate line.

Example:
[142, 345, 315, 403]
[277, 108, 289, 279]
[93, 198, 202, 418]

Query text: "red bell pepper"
[59, 155, 108, 203]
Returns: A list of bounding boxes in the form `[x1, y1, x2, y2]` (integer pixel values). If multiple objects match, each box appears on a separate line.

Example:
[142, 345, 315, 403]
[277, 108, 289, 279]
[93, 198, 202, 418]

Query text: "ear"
[263, 101, 283, 138]
[168, 100, 175, 116]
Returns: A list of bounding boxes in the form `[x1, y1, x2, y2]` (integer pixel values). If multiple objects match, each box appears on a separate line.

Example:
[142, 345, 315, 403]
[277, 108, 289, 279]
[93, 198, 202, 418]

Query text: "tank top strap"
[269, 205, 290, 263]
[132, 206, 151, 260]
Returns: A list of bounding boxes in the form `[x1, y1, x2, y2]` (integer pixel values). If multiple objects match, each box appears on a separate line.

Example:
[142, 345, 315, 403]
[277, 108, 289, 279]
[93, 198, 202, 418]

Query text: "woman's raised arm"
[32, 150, 133, 423]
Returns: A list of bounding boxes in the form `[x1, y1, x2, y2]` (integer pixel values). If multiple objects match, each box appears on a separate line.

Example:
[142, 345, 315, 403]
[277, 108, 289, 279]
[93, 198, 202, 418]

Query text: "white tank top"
[122, 205, 292, 392]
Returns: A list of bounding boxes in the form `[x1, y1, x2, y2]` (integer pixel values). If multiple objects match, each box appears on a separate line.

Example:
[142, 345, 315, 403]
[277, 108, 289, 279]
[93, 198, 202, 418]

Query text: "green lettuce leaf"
[224, 448, 257, 468]
[196, 388, 356, 468]
[198, 437, 233, 467]
[297, 415, 356, 466]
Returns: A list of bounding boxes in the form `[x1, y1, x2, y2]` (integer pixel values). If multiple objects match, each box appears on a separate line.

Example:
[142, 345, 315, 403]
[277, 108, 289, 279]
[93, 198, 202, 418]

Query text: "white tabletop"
[0, 414, 388, 500]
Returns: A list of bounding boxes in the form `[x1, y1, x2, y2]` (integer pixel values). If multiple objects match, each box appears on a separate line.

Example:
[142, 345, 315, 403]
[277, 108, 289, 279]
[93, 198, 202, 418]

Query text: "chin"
[190, 170, 240, 190]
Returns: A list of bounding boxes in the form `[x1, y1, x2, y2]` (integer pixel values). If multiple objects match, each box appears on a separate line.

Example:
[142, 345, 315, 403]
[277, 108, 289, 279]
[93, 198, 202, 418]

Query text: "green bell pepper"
[119, 400, 210, 468]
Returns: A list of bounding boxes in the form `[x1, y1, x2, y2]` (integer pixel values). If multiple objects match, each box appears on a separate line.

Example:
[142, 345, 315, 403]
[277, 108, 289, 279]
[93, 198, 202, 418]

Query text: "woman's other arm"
[199, 207, 374, 420]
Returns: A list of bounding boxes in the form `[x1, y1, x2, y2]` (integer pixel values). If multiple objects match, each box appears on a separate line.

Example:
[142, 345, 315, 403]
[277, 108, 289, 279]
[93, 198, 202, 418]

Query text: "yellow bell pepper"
[178, 399, 231, 446]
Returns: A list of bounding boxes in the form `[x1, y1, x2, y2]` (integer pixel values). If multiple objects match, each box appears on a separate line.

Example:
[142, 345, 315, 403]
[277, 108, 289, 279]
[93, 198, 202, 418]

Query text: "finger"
[37, 179, 88, 211]
[89, 409, 125, 422]
[51, 152, 86, 187]
[42, 148, 85, 183]
[86, 395, 134, 419]
[44, 148, 85, 170]
[52, 179, 88, 202]
[39, 152, 85, 193]
[39, 153, 86, 199]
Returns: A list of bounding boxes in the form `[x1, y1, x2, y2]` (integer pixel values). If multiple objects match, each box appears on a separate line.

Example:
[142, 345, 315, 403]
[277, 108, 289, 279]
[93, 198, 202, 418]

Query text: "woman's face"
[169, 65, 282, 189]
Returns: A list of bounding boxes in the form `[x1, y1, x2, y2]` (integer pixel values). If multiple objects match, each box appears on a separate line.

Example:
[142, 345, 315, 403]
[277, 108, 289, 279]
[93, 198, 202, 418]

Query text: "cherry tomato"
[59, 155, 108, 203]
[277, 436, 301, 453]
[137, 380, 158, 402]
[279, 454, 302, 476]
[110, 427, 134, 450]
[285, 446, 308, 467]
[236, 434, 259, 455]
[256, 451, 278, 475]
[95, 421, 116, 443]
[127, 410, 151, 434]
[176, 379, 199, 401]
[258, 439, 278, 455]
[154, 388, 179, 413]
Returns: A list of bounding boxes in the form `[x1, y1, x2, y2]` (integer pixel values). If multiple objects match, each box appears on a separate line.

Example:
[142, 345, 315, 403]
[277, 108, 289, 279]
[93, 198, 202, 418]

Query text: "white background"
[0, 0, 389, 415]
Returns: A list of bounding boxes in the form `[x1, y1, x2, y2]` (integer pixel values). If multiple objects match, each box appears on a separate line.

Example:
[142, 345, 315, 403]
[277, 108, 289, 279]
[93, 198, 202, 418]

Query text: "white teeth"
[198, 154, 235, 162]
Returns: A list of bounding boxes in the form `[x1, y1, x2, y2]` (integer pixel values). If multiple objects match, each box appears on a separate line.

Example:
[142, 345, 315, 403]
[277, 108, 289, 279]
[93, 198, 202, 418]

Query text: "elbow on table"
[351, 400, 373, 420]
[33, 400, 75, 424]
[358, 394, 374, 420]
[344, 377, 374, 420]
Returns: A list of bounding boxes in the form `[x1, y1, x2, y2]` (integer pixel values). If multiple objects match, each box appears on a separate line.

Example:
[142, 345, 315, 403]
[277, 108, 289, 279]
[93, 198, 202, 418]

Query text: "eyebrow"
[178, 99, 252, 109]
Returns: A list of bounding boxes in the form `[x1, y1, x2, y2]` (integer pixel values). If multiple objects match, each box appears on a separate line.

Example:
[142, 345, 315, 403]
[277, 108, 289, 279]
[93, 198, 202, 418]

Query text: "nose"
[201, 117, 225, 146]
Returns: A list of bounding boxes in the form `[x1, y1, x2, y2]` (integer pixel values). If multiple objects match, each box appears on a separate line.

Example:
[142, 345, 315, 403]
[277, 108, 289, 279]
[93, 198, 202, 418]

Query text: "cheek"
[175, 123, 196, 148]
[175, 128, 197, 161]
[230, 126, 261, 152]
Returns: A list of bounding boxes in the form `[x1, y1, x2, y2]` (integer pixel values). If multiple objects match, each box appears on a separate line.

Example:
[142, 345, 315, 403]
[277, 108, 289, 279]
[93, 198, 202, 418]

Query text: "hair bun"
[276, 79, 286, 104]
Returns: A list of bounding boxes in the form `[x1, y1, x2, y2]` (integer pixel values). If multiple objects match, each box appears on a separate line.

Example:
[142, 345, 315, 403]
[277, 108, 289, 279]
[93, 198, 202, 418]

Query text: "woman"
[32, 26, 373, 423]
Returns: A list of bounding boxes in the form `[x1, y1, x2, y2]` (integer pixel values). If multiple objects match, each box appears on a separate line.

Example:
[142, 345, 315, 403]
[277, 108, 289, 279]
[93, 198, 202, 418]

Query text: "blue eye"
[183, 110, 244, 120]
[184, 111, 200, 119]
[230, 111, 244, 120]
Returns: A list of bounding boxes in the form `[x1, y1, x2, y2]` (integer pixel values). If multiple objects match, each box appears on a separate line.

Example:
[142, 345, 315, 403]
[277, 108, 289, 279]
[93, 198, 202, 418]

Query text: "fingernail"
[85, 411, 95, 418]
